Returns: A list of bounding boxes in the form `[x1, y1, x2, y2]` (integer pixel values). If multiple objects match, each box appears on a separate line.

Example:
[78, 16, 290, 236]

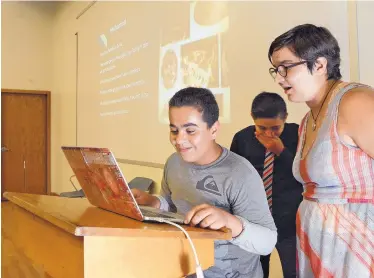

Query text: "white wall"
[47, 1, 165, 193]
[1, 1, 55, 90]
[51, 1, 85, 194]
[357, 1, 374, 87]
[2, 1, 373, 195]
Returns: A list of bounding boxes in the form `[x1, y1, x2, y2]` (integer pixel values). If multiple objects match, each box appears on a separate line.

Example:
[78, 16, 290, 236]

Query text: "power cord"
[155, 219, 204, 278]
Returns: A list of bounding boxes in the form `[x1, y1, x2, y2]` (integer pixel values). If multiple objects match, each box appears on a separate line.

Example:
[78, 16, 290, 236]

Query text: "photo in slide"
[158, 1, 230, 124]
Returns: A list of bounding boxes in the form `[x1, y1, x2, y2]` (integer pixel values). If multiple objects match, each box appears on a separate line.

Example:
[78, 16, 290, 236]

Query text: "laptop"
[61, 146, 185, 223]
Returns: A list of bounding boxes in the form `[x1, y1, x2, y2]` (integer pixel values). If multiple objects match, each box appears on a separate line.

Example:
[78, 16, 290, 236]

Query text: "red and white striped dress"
[293, 82, 374, 278]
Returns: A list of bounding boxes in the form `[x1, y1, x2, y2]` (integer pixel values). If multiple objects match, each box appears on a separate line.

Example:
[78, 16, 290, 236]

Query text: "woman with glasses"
[268, 24, 374, 278]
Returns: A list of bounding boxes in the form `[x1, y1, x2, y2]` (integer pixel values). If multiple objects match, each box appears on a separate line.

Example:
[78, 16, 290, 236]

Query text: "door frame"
[1, 88, 51, 194]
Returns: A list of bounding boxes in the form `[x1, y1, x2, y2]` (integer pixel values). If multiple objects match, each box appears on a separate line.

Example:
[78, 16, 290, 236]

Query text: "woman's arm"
[338, 87, 374, 158]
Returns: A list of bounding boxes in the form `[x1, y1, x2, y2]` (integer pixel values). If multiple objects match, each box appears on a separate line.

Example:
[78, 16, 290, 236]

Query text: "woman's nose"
[275, 72, 285, 84]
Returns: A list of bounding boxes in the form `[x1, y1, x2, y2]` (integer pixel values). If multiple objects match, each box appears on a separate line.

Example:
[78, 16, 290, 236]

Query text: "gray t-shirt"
[157, 147, 277, 278]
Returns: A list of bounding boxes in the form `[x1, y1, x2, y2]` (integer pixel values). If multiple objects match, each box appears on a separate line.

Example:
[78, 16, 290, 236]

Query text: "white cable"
[156, 219, 204, 278]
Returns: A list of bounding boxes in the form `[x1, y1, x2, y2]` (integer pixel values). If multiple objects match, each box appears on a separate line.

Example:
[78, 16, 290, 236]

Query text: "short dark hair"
[169, 87, 219, 128]
[251, 92, 287, 119]
[268, 24, 342, 80]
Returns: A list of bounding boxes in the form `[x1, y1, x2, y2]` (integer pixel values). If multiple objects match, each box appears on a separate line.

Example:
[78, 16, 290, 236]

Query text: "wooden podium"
[2, 192, 231, 278]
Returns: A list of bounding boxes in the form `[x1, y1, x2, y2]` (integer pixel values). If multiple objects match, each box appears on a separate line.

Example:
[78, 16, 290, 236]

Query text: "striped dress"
[293, 82, 374, 278]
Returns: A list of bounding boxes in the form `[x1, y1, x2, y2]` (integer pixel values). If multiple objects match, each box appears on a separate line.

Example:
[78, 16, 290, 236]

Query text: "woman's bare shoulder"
[340, 85, 374, 114]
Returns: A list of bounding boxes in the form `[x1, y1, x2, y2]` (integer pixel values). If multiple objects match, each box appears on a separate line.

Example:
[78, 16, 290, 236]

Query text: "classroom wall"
[2, 1, 373, 195]
[357, 1, 374, 87]
[0, 1, 162, 194]
[48, 2, 164, 194]
[1, 1, 55, 90]
[2, 0, 373, 196]
[51, 1, 89, 194]
[50, 1, 349, 194]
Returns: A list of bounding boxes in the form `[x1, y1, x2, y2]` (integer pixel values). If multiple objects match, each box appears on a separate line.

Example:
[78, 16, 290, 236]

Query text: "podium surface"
[2, 192, 231, 278]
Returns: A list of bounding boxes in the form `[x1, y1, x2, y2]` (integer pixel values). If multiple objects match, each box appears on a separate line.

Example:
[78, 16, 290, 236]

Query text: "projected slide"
[77, 1, 350, 164]
[78, 1, 232, 163]
[97, 17, 152, 118]
[95, 2, 230, 124]
[158, 2, 230, 123]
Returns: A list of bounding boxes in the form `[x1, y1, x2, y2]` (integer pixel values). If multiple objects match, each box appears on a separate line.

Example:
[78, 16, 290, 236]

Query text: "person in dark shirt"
[230, 92, 302, 278]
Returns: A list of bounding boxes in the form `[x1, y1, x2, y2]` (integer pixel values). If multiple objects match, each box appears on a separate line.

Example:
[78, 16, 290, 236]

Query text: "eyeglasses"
[269, 61, 308, 79]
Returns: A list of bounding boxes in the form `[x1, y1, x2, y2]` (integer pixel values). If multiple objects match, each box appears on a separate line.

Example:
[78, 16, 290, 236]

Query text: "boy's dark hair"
[268, 24, 342, 80]
[251, 92, 287, 119]
[169, 87, 219, 128]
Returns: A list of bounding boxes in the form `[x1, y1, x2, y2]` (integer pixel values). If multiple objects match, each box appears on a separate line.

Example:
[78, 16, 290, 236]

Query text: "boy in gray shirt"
[132, 87, 277, 277]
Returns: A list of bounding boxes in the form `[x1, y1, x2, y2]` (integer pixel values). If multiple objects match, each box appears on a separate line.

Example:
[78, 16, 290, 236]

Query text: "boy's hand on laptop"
[184, 204, 243, 237]
[131, 189, 160, 209]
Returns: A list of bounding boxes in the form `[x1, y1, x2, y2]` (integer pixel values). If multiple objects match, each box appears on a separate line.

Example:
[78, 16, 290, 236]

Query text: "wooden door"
[1, 89, 50, 197]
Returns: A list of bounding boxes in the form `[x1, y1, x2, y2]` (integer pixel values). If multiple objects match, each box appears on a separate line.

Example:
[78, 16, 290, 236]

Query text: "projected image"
[99, 34, 108, 48]
[160, 2, 190, 46]
[161, 49, 178, 89]
[221, 32, 229, 88]
[181, 36, 219, 88]
[193, 2, 229, 26]
[158, 1, 230, 124]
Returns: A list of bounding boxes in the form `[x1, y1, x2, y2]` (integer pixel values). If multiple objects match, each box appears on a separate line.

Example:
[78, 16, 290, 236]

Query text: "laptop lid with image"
[61, 146, 145, 221]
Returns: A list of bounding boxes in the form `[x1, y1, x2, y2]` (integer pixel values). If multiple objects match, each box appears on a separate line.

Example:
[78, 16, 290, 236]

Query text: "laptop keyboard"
[140, 209, 175, 219]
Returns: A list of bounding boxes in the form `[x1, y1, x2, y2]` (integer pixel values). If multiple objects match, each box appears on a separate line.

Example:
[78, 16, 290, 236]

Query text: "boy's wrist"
[227, 214, 243, 238]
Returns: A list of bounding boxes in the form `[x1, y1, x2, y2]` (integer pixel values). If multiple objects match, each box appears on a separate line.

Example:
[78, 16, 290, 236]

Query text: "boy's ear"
[211, 121, 220, 139]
